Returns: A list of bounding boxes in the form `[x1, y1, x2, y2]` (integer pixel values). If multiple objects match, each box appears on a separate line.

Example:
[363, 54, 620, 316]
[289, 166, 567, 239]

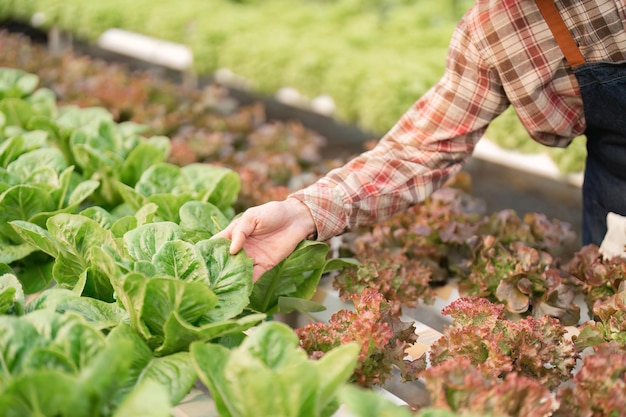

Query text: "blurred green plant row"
[1, 0, 586, 173]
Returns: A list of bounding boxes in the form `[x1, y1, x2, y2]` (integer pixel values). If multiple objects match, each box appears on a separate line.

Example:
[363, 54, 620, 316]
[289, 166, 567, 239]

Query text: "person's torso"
[464, 0, 626, 146]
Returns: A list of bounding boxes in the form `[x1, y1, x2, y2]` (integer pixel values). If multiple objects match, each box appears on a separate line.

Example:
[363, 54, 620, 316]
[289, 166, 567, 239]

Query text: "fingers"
[211, 214, 248, 254]
[211, 227, 231, 240]
[212, 216, 268, 281]
[227, 214, 260, 255]
[212, 213, 240, 240]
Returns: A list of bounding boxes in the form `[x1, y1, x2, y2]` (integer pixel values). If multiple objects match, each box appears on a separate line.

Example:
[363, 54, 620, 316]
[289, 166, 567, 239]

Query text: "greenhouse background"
[1, 0, 588, 173]
[1, 1, 623, 417]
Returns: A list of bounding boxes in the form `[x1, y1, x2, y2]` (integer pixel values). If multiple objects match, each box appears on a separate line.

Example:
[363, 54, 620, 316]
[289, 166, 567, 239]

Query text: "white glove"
[599, 212, 626, 260]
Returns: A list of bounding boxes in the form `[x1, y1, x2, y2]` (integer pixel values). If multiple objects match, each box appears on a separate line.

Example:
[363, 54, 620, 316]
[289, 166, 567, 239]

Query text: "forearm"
[290, 16, 508, 242]
[290, 128, 480, 241]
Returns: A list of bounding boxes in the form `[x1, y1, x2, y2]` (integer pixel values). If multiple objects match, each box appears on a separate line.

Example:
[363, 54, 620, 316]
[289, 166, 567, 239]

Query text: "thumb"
[229, 217, 257, 255]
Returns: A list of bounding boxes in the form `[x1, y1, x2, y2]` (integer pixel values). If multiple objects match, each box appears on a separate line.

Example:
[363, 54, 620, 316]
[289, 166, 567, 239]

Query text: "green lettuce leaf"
[0, 132, 47, 168]
[0, 184, 56, 242]
[120, 163, 240, 221]
[181, 163, 240, 212]
[153, 240, 210, 283]
[196, 238, 253, 322]
[114, 271, 262, 355]
[179, 200, 230, 242]
[0, 370, 79, 417]
[249, 240, 330, 315]
[11, 214, 118, 300]
[191, 321, 359, 417]
[112, 379, 172, 417]
[123, 221, 184, 262]
[0, 308, 174, 416]
[26, 288, 126, 330]
[0, 68, 39, 98]
[0, 98, 34, 128]
[0, 237, 37, 264]
[0, 273, 24, 315]
[119, 136, 171, 187]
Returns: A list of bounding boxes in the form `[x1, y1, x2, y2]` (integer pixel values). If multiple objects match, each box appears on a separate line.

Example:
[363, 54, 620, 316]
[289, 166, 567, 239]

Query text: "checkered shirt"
[291, 0, 626, 241]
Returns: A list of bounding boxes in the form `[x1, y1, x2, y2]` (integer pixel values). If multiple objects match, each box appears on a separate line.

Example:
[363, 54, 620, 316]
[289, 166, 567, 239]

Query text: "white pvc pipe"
[97, 28, 193, 71]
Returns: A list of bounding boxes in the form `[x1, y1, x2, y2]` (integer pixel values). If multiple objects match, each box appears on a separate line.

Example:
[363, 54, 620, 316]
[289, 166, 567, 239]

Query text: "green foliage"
[0, 310, 175, 417]
[0, 65, 345, 414]
[0, 64, 327, 345]
[0, 273, 24, 315]
[191, 320, 360, 417]
[0, 68, 39, 98]
[248, 240, 333, 315]
[0, 40, 615, 416]
[28, 287, 124, 330]
[11, 214, 118, 300]
[2, 0, 586, 172]
[118, 162, 240, 221]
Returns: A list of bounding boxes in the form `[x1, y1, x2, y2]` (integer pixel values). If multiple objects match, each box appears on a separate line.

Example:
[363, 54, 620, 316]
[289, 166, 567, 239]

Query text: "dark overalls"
[536, 0, 626, 245]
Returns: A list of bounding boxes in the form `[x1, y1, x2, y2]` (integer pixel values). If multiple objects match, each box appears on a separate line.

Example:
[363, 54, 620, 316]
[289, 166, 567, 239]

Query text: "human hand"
[213, 198, 317, 281]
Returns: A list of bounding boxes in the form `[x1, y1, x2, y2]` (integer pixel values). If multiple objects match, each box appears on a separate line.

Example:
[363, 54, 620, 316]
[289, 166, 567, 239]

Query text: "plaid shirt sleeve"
[290, 0, 625, 241]
[290, 16, 510, 241]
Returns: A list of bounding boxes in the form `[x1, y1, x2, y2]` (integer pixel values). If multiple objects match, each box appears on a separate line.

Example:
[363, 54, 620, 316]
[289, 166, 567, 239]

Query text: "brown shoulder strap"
[535, 0, 586, 67]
